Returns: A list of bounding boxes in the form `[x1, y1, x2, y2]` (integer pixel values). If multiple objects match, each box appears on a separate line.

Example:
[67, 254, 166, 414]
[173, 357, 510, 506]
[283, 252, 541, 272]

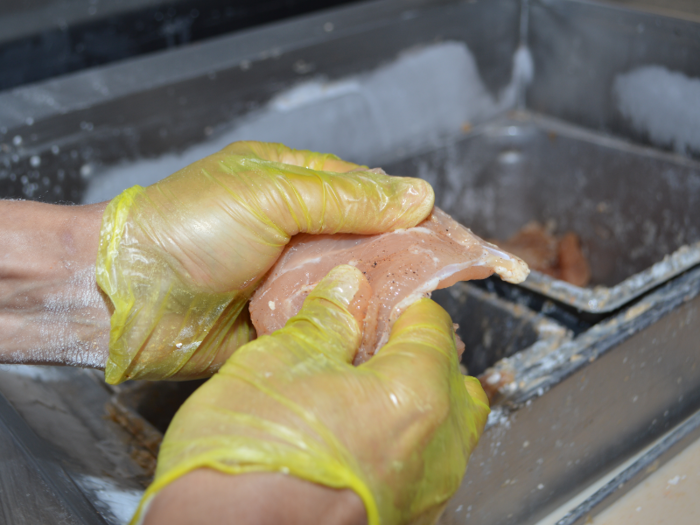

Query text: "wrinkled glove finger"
[155, 144, 434, 241]
[363, 298, 490, 454]
[223, 141, 367, 173]
[234, 264, 371, 368]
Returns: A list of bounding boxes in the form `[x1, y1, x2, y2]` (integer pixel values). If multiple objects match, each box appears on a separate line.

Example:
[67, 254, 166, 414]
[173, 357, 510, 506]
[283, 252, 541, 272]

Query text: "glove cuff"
[129, 441, 380, 525]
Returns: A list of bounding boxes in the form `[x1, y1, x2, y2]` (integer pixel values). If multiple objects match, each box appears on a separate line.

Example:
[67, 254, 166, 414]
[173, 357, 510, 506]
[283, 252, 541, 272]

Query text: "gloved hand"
[96, 142, 434, 384]
[131, 265, 490, 525]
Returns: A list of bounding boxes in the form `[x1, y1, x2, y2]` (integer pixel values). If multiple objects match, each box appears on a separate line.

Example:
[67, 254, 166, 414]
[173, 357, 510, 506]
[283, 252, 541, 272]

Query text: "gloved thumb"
[363, 298, 461, 381]
[363, 298, 490, 434]
[265, 264, 372, 365]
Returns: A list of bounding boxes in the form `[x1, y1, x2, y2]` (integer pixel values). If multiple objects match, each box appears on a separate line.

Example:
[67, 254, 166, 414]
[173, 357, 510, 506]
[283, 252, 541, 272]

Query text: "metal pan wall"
[383, 113, 700, 313]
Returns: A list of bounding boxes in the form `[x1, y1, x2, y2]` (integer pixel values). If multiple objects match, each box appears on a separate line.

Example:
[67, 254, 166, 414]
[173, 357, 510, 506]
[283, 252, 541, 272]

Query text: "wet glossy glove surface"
[132, 265, 489, 525]
[96, 142, 433, 383]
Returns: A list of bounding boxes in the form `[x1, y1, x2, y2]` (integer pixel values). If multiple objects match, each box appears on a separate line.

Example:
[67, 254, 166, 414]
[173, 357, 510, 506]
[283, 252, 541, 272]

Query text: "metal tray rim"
[521, 241, 700, 312]
[483, 113, 700, 313]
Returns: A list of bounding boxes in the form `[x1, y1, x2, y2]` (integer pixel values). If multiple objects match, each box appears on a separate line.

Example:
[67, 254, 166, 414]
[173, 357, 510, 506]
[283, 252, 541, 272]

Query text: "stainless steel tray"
[433, 283, 570, 378]
[384, 112, 700, 313]
[444, 265, 700, 525]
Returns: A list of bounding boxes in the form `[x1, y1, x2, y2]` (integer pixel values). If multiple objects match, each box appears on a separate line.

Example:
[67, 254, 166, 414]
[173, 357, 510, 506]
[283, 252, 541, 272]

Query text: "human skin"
[0, 199, 369, 525]
[0, 200, 111, 369]
[143, 470, 367, 525]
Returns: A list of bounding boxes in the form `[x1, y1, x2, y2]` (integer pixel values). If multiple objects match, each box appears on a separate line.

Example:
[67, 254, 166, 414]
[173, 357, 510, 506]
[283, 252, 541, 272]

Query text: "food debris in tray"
[493, 222, 591, 287]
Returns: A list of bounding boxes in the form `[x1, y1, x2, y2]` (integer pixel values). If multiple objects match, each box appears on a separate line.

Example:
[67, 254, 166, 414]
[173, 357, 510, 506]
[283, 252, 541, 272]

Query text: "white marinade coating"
[250, 207, 529, 362]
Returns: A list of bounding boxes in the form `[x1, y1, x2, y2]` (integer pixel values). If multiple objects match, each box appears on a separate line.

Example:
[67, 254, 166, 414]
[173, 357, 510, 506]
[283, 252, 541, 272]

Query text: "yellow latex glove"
[131, 265, 490, 525]
[96, 142, 434, 384]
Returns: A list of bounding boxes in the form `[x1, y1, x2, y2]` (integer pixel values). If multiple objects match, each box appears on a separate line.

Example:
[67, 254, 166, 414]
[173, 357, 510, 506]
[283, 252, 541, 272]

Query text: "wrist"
[0, 199, 111, 368]
[143, 470, 367, 525]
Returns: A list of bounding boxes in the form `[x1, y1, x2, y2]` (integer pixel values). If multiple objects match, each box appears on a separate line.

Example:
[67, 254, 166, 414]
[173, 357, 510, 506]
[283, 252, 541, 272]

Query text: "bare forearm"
[0, 200, 111, 368]
[144, 470, 368, 525]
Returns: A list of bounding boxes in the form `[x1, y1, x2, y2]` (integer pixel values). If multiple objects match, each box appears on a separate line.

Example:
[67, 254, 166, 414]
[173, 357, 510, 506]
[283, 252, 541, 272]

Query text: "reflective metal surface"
[0, 0, 364, 92]
[0, 0, 520, 203]
[0, 366, 149, 524]
[605, 0, 700, 19]
[0, 390, 106, 525]
[555, 408, 700, 525]
[528, 0, 700, 159]
[442, 266, 700, 525]
[384, 113, 700, 312]
[433, 284, 571, 377]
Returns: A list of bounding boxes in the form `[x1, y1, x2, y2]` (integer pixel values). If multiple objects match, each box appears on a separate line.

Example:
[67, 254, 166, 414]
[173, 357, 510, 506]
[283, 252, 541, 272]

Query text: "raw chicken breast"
[250, 208, 529, 364]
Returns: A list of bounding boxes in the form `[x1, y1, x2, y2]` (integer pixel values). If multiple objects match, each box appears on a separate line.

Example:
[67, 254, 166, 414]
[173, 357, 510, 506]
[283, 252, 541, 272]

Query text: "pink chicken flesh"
[250, 208, 530, 364]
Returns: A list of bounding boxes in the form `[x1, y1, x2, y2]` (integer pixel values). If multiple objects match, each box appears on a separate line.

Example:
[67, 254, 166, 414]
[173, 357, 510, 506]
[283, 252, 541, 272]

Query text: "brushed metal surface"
[383, 113, 700, 312]
[0, 0, 364, 91]
[433, 284, 571, 376]
[440, 266, 700, 525]
[0, 366, 151, 524]
[555, 408, 700, 525]
[0, 0, 520, 203]
[0, 388, 108, 525]
[528, 0, 700, 158]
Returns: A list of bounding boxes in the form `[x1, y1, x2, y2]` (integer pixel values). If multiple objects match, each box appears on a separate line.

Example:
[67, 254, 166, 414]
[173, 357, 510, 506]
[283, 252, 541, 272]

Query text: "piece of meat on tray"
[492, 221, 591, 287]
